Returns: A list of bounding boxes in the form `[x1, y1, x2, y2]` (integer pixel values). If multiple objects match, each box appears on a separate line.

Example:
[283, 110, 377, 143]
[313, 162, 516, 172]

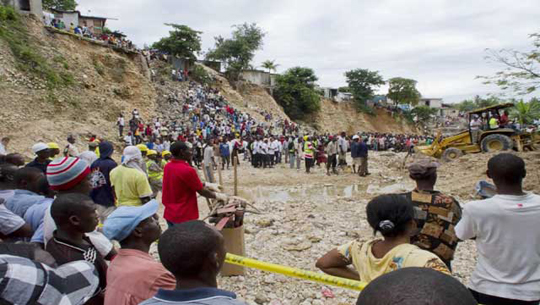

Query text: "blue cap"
[103, 200, 159, 241]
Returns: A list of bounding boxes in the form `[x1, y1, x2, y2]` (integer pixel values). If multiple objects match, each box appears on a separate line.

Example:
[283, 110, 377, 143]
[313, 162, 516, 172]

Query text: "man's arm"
[316, 249, 359, 280]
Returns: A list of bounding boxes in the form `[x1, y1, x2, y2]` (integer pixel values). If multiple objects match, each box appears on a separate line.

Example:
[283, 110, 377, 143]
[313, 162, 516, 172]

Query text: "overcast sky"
[78, 0, 538, 103]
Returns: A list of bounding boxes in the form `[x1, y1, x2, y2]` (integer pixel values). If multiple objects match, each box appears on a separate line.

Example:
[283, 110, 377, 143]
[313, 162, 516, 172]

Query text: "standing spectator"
[25, 143, 50, 174]
[79, 142, 99, 166]
[338, 132, 348, 168]
[162, 142, 224, 227]
[140, 221, 246, 305]
[220, 139, 231, 170]
[117, 114, 125, 137]
[146, 150, 163, 196]
[0, 137, 9, 155]
[110, 146, 153, 207]
[358, 137, 369, 177]
[203, 140, 215, 183]
[350, 135, 361, 174]
[64, 135, 79, 157]
[47, 142, 60, 160]
[103, 200, 176, 305]
[404, 160, 461, 269]
[304, 137, 314, 173]
[456, 154, 540, 305]
[325, 136, 338, 175]
[90, 141, 118, 223]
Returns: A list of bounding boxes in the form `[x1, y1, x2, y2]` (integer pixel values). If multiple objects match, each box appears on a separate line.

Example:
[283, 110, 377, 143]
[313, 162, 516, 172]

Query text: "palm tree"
[261, 60, 279, 74]
[512, 99, 540, 125]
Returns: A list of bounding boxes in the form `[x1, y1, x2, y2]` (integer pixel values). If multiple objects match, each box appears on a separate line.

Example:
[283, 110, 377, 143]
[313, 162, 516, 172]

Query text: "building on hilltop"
[317, 86, 352, 103]
[417, 98, 443, 109]
[5, 0, 43, 17]
[47, 9, 107, 35]
[239, 70, 277, 89]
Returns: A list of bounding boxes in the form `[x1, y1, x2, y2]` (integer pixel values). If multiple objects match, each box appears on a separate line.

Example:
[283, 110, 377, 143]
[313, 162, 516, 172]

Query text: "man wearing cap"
[350, 135, 361, 174]
[25, 143, 50, 174]
[79, 141, 99, 166]
[103, 200, 176, 305]
[162, 142, 225, 227]
[358, 136, 369, 177]
[161, 150, 172, 167]
[146, 150, 164, 196]
[111, 146, 153, 207]
[90, 141, 118, 223]
[48, 142, 60, 160]
[402, 159, 462, 269]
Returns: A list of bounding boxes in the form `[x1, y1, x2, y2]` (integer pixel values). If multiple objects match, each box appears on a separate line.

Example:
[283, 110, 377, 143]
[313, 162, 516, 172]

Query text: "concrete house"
[417, 98, 443, 109]
[49, 9, 107, 35]
[239, 70, 277, 88]
[4, 0, 43, 17]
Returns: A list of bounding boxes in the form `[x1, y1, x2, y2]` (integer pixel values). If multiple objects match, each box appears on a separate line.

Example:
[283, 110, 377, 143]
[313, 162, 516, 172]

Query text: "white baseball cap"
[352, 135, 360, 140]
[32, 143, 49, 154]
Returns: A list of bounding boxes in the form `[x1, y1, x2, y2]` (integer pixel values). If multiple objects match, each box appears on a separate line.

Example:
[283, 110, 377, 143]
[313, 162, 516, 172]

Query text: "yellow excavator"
[416, 103, 536, 162]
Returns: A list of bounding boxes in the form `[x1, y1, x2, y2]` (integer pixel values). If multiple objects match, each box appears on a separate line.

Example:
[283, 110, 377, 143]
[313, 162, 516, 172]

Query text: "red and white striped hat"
[46, 157, 90, 191]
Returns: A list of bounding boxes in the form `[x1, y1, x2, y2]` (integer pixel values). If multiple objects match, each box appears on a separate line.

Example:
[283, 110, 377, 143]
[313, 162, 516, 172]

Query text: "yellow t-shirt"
[338, 239, 450, 283]
[110, 165, 153, 207]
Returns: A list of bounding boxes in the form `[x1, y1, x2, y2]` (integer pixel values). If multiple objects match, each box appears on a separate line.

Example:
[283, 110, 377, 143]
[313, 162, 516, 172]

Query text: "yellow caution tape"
[225, 253, 367, 291]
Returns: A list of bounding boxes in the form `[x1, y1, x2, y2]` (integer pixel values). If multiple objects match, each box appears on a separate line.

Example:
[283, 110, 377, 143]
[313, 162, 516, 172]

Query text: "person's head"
[408, 159, 439, 188]
[0, 163, 18, 189]
[366, 194, 415, 238]
[353, 135, 359, 142]
[158, 220, 225, 285]
[1, 137, 10, 147]
[51, 193, 98, 233]
[103, 200, 161, 249]
[487, 153, 526, 188]
[171, 141, 192, 161]
[88, 141, 98, 151]
[0, 242, 56, 267]
[5, 153, 24, 167]
[147, 150, 158, 161]
[32, 143, 50, 161]
[162, 150, 172, 161]
[47, 157, 91, 195]
[47, 143, 60, 159]
[356, 267, 477, 305]
[36, 175, 56, 198]
[14, 167, 44, 193]
[98, 141, 114, 159]
[136, 144, 148, 157]
[67, 135, 75, 144]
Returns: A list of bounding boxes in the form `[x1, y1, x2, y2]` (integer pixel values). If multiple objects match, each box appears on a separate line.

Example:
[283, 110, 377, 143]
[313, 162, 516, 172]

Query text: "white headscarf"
[122, 146, 145, 174]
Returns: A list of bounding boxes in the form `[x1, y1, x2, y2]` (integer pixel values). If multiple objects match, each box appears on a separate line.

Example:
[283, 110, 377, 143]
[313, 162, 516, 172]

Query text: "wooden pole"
[201, 162, 214, 211]
[217, 157, 223, 187]
[234, 156, 238, 196]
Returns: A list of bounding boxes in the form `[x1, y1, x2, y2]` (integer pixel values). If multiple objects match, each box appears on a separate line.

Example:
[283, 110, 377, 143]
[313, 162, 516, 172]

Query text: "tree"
[455, 99, 476, 112]
[411, 106, 438, 123]
[42, 0, 77, 11]
[454, 95, 502, 112]
[152, 24, 202, 61]
[206, 23, 265, 80]
[345, 69, 385, 111]
[480, 33, 540, 95]
[387, 77, 421, 105]
[274, 67, 320, 120]
[511, 98, 540, 125]
[261, 60, 278, 73]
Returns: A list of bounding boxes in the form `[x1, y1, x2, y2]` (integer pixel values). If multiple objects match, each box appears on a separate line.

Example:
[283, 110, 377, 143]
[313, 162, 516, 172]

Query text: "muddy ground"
[152, 150, 540, 305]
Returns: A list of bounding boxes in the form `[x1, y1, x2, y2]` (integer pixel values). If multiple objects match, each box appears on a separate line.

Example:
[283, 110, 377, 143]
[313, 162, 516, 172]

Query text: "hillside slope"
[0, 14, 157, 155]
[310, 98, 418, 134]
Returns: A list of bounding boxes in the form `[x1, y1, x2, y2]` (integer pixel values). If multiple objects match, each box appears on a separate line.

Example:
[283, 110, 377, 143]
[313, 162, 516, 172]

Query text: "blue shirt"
[358, 142, 368, 158]
[350, 142, 361, 158]
[219, 144, 230, 157]
[5, 190, 52, 243]
[140, 288, 245, 305]
[90, 157, 118, 207]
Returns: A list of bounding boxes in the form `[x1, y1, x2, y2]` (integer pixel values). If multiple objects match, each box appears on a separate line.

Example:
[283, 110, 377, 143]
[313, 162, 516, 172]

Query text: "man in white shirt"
[203, 140, 215, 183]
[260, 139, 269, 168]
[455, 153, 540, 305]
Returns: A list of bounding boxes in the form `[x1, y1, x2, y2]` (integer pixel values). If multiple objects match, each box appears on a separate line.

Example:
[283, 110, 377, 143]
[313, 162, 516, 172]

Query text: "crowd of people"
[0, 124, 538, 305]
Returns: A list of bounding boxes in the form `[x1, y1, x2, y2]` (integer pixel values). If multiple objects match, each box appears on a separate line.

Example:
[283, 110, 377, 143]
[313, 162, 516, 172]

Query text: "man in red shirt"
[162, 142, 225, 227]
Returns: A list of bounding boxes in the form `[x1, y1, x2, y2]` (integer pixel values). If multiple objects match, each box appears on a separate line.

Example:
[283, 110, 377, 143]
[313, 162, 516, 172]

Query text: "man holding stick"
[162, 142, 226, 228]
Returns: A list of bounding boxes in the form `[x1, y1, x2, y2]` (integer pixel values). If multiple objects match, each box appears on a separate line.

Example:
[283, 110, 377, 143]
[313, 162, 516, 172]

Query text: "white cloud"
[77, 0, 538, 102]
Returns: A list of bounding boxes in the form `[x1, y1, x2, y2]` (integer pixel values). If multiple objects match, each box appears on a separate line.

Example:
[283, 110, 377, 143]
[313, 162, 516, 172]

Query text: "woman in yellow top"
[316, 194, 450, 283]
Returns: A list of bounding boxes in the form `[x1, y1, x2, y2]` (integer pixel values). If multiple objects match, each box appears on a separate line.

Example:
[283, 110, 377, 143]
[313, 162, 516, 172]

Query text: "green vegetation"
[511, 98, 540, 125]
[206, 23, 265, 80]
[261, 60, 278, 73]
[411, 105, 438, 123]
[92, 57, 105, 76]
[387, 77, 421, 106]
[274, 67, 321, 120]
[43, 0, 77, 11]
[454, 95, 503, 112]
[152, 24, 202, 61]
[345, 68, 385, 113]
[191, 65, 213, 86]
[480, 32, 540, 96]
[0, 5, 74, 89]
